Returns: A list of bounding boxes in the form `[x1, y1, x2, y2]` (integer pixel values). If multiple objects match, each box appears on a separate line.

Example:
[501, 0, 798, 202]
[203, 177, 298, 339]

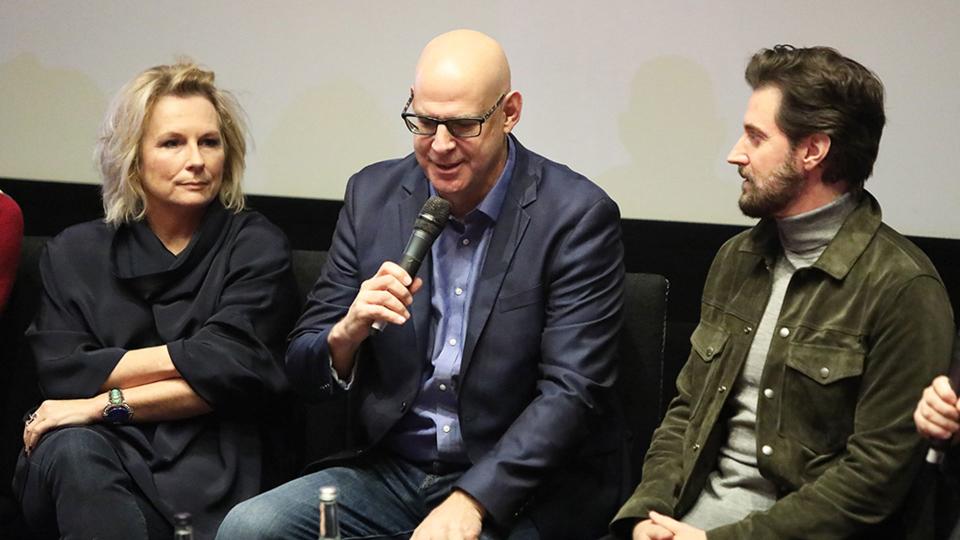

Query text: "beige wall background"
[2, 1, 958, 237]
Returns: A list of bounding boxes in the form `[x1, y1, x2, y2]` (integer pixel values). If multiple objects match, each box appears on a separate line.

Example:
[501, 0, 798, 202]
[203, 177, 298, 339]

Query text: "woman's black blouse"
[24, 203, 299, 538]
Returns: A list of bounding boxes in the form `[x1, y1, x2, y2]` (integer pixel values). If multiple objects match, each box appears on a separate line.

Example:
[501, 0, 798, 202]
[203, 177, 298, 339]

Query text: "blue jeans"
[14, 427, 171, 540]
[216, 454, 538, 540]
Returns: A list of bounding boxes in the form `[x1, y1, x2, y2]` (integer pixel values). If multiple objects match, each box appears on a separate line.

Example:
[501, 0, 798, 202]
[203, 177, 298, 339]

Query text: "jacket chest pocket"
[780, 343, 864, 454]
[686, 322, 730, 420]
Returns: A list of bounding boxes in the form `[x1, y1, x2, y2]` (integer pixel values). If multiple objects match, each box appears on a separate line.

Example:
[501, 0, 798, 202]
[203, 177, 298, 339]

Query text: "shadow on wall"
[599, 56, 733, 223]
[0, 53, 107, 184]
[256, 80, 407, 195]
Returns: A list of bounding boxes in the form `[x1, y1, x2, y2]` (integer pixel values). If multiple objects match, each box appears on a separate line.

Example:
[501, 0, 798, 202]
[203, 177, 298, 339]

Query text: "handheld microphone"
[371, 196, 451, 333]
[926, 332, 960, 464]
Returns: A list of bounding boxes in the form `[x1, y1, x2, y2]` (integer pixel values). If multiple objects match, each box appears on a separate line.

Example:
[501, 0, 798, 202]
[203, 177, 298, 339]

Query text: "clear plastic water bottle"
[173, 512, 193, 540]
[318, 485, 341, 540]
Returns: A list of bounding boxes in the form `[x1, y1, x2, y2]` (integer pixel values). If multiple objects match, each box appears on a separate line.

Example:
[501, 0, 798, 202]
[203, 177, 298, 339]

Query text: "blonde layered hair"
[96, 61, 248, 225]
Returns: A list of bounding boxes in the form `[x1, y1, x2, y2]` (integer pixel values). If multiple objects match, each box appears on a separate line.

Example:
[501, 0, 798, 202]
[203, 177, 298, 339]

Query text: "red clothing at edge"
[0, 192, 24, 314]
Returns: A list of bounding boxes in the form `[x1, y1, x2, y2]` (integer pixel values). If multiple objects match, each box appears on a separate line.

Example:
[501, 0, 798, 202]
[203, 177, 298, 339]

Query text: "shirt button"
[705, 346, 715, 357]
[819, 367, 830, 379]
[448, 338, 457, 346]
[692, 443, 701, 451]
[454, 287, 463, 296]
[778, 327, 790, 338]
[439, 383, 447, 391]
[761, 445, 773, 456]
[763, 388, 774, 399]
[717, 385, 727, 393]
[442, 425, 451, 433]
[744, 326, 753, 334]
[461, 238, 470, 246]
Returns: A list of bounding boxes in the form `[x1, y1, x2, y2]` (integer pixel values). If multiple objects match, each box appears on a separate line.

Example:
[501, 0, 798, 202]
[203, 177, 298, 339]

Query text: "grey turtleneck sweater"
[682, 192, 857, 530]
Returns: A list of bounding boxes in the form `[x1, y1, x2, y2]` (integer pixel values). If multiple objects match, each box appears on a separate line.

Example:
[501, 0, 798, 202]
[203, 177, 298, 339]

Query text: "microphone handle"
[926, 332, 960, 464]
[370, 230, 432, 334]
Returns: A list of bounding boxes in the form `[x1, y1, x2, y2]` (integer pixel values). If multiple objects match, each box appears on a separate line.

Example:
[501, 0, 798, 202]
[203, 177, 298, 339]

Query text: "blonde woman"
[14, 61, 298, 540]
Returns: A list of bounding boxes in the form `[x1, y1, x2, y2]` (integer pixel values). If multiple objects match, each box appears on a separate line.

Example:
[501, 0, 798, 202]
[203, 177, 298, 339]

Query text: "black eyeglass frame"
[401, 91, 507, 138]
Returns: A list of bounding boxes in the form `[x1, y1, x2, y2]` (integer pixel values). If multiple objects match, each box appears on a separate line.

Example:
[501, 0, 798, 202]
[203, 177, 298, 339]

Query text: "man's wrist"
[452, 489, 486, 518]
[328, 320, 362, 377]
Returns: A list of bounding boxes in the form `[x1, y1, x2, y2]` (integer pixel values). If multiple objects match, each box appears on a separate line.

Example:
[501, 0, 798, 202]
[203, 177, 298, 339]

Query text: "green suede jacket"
[612, 192, 954, 539]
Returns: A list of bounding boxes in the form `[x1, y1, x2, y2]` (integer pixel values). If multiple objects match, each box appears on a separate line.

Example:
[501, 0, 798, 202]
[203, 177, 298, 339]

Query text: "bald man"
[217, 30, 627, 540]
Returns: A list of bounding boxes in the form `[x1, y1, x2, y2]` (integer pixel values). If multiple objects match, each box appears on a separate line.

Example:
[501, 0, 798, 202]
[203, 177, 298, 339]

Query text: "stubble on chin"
[737, 163, 803, 219]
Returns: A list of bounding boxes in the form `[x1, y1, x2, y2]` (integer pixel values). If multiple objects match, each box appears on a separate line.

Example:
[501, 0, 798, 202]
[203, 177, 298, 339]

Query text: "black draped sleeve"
[29, 224, 130, 398]
[165, 213, 298, 410]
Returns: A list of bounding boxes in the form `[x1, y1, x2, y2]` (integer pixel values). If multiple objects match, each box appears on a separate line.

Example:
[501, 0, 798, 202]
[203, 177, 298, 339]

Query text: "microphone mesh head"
[416, 196, 452, 238]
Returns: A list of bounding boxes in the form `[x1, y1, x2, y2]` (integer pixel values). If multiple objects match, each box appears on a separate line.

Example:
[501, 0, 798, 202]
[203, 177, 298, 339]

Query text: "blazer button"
[400, 401, 408, 411]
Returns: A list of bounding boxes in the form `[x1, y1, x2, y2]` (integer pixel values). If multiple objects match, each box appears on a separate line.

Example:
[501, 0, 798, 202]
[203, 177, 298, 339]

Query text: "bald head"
[408, 30, 522, 218]
[414, 29, 511, 105]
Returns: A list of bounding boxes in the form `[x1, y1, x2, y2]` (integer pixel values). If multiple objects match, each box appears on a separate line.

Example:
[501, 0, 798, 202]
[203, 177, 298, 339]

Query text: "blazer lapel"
[461, 140, 536, 376]
[397, 170, 433, 365]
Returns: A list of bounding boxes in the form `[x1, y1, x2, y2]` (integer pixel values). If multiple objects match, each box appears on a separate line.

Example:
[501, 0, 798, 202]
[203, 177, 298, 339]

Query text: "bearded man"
[612, 45, 954, 540]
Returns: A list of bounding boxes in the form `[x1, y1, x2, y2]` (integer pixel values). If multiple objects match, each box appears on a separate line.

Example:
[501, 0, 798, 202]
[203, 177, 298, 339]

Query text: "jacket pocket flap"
[785, 344, 864, 385]
[498, 284, 544, 312]
[690, 322, 730, 362]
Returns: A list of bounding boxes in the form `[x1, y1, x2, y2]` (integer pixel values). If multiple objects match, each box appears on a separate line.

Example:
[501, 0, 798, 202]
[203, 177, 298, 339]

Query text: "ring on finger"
[26, 412, 38, 425]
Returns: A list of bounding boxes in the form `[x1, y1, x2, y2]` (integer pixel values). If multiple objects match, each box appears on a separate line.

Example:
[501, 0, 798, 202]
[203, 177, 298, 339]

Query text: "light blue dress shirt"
[385, 138, 516, 464]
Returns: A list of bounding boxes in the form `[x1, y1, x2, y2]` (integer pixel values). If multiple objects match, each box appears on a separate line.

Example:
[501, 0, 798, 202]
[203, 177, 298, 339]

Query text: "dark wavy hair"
[745, 45, 885, 189]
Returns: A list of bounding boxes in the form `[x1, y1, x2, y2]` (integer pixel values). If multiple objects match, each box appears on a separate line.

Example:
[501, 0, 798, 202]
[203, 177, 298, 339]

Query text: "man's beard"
[738, 157, 805, 218]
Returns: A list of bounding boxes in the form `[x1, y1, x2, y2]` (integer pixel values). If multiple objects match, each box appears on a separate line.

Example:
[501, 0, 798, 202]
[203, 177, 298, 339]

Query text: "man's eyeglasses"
[401, 91, 506, 138]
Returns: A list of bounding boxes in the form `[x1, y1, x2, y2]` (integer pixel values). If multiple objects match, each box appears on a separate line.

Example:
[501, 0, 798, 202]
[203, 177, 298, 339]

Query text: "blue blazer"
[287, 136, 627, 537]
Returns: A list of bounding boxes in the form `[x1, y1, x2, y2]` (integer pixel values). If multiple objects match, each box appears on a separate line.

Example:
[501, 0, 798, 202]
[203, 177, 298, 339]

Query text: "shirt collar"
[741, 190, 883, 280]
[429, 136, 516, 225]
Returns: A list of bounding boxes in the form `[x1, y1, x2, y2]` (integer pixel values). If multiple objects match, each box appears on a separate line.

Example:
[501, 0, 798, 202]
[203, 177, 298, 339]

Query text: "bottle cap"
[319, 486, 338, 502]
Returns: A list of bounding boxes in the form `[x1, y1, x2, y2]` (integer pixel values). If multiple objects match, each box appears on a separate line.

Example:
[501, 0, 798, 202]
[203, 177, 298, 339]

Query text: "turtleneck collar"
[776, 192, 857, 268]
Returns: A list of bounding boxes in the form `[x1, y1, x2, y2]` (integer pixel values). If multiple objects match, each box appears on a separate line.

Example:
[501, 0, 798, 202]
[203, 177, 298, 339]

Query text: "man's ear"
[799, 132, 831, 172]
[502, 90, 523, 134]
